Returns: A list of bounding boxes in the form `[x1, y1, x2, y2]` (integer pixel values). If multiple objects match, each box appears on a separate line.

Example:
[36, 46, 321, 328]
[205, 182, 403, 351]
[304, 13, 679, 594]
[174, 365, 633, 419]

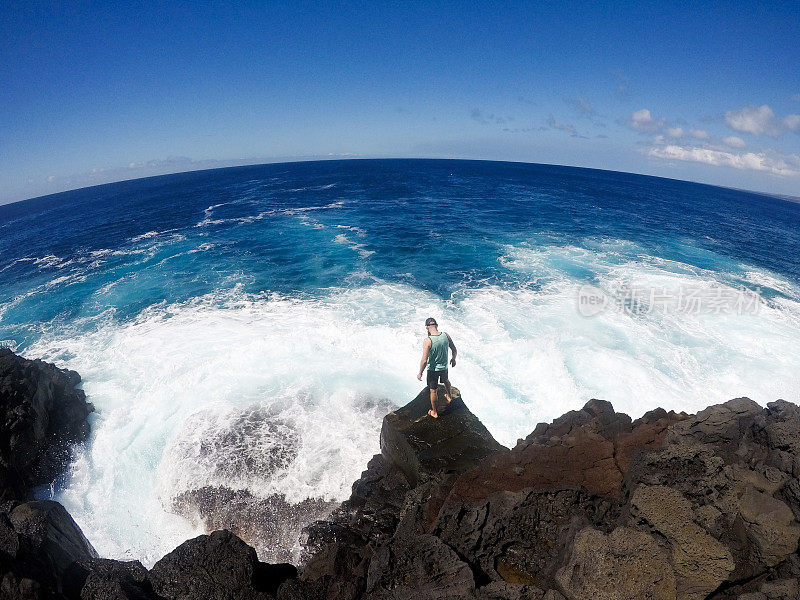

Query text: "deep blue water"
[2, 160, 799, 340]
[1, 159, 799, 564]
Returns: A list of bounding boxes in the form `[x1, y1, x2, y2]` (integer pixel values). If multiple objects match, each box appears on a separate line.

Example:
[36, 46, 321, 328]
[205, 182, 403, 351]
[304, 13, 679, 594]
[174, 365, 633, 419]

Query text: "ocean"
[1, 158, 799, 565]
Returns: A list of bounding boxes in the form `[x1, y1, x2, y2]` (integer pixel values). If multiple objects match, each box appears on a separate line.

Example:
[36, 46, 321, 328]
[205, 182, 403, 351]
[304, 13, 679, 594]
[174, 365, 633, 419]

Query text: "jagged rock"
[379, 386, 503, 488]
[5, 351, 800, 600]
[295, 453, 411, 600]
[474, 581, 548, 600]
[0, 348, 94, 501]
[555, 526, 676, 600]
[738, 578, 799, 600]
[149, 530, 296, 600]
[443, 399, 686, 504]
[363, 533, 476, 599]
[0, 570, 48, 600]
[296, 395, 800, 600]
[473, 582, 566, 600]
[630, 485, 735, 598]
[62, 558, 163, 600]
[433, 487, 617, 589]
[625, 398, 800, 587]
[295, 387, 501, 600]
[0, 500, 98, 598]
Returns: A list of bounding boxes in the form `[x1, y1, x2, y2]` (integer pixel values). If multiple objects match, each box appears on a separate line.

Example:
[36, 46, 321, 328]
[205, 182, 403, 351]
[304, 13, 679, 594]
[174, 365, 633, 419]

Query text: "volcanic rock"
[0, 348, 94, 501]
[290, 392, 800, 600]
[62, 557, 163, 600]
[379, 386, 504, 488]
[149, 529, 296, 600]
[0, 500, 98, 598]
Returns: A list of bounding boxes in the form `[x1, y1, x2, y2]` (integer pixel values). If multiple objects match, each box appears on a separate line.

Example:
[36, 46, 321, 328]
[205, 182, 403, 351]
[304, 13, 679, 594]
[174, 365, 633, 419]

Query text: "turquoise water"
[1, 159, 799, 564]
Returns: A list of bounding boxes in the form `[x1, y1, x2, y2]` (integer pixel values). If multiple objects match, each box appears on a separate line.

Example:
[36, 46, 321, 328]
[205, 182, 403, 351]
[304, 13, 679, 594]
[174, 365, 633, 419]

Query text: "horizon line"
[2, 156, 798, 209]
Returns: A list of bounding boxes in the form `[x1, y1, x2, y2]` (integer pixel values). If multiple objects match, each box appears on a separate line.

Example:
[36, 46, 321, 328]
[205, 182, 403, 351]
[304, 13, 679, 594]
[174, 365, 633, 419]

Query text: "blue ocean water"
[1, 159, 799, 564]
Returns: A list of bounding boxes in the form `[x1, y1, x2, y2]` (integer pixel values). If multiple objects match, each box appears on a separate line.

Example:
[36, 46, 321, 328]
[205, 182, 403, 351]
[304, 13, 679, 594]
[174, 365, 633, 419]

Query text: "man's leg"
[443, 377, 453, 403]
[426, 369, 439, 418]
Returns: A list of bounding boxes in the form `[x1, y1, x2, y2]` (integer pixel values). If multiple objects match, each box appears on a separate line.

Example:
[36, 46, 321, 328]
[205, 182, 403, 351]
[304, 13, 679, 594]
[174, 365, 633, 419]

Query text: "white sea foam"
[333, 233, 374, 258]
[22, 239, 800, 567]
[129, 231, 161, 242]
[34, 254, 74, 269]
[193, 201, 345, 228]
[0, 257, 37, 274]
[743, 269, 800, 299]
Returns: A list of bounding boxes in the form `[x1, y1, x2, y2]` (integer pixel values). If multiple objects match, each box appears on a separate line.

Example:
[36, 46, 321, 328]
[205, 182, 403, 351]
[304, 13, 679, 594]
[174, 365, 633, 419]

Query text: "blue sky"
[2, 1, 799, 203]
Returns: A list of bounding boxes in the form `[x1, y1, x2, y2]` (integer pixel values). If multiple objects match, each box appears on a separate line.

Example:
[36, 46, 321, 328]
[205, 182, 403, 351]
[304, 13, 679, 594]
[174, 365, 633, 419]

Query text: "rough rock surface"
[379, 386, 504, 488]
[0, 347, 94, 501]
[62, 557, 164, 600]
[0, 500, 98, 599]
[149, 530, 297, 600]
[287, 390, 800, 600]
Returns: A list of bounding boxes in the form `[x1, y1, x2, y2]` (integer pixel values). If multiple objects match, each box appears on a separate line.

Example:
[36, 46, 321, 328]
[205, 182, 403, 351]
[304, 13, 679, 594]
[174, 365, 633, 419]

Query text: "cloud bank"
[724, 105, 800, 138]
[648, 144, 800, 176]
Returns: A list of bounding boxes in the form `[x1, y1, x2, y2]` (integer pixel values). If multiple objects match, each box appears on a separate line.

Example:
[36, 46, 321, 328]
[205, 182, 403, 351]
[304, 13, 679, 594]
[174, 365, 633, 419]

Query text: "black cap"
[425, 317, 437, 326]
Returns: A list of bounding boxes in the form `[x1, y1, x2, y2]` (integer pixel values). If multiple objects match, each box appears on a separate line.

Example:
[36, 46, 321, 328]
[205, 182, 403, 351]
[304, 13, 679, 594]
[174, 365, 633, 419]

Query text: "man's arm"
[417, 338, 431, 380]
[445, 332, 457, 367]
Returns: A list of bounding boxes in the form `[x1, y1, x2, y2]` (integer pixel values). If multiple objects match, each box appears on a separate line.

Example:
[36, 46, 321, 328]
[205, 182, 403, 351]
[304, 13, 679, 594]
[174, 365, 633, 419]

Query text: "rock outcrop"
[149, 530, 297, 600]
[287, 390, 800, 600]
[0, 500, 298, 600]
[0, 500, 98, 598]
[0, 348, 94, 502]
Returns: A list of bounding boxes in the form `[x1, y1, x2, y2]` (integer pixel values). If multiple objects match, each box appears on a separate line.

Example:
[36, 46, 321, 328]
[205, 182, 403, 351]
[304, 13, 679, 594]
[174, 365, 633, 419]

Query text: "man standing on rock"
[417, 317, 457, 418]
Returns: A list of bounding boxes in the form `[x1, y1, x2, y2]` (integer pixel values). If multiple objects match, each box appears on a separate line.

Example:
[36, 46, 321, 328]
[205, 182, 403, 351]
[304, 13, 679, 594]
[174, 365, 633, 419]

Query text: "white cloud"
[723, 136, 746, 149]
[666, 127, 683, 138]
[628, 109, 665, 133]
[784, 114, 800, 132]
[648, 144, 800, 176]
[724, 105, 782, 137]
[689, 129, 709, 140]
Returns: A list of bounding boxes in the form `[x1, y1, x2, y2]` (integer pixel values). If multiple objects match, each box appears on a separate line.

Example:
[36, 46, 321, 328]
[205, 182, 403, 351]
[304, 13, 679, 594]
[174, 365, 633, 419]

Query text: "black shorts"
[427, 369, 449, 390]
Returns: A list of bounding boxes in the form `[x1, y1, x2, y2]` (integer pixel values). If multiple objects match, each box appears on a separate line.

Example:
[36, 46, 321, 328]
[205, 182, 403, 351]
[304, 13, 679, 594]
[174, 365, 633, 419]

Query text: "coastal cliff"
[1, 350, 799, 599]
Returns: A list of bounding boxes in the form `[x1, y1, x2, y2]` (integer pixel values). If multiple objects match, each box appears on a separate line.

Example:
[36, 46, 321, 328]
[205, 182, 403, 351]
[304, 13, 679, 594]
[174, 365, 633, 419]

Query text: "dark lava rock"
[443, 399, 687, 504]
[363, 533, 476, 599]
[4, 349, 800, 600]
[62, 558, 164, 600]
[149, 529, 296, 600]
[294, 386, 509, 600]
[379, 386, 504, 488]
[622, 398, 800, 598]
[292, 392, 800, 600]
[0, 500, 98, 598]
[0, 348, 94, 501]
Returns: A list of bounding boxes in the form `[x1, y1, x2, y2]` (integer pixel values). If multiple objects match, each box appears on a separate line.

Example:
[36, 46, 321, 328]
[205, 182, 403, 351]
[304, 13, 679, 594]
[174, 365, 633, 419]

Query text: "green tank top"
[427, 332, 449, 371]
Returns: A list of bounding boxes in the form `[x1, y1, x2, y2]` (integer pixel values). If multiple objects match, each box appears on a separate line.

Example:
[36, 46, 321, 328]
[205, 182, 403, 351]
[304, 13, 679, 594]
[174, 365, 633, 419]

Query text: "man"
[416, 317, 457, 418]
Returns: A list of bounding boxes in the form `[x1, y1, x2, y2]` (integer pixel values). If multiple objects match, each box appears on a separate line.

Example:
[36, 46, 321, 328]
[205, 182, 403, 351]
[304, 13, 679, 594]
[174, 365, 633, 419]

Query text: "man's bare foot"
[428, 408, 438, 418]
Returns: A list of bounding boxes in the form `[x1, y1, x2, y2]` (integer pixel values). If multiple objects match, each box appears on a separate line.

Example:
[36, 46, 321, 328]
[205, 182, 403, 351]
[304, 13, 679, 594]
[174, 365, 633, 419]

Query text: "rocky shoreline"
[1, 349, 799, 599]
